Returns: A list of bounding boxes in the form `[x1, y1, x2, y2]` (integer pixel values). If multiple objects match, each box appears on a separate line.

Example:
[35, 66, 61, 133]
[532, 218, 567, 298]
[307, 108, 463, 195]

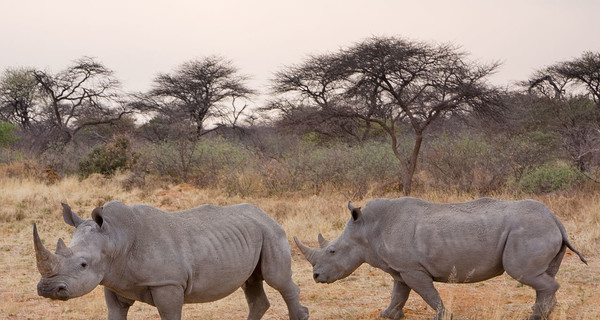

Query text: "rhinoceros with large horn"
[34, 201, 309, 320]
[294, 197, 587, 320]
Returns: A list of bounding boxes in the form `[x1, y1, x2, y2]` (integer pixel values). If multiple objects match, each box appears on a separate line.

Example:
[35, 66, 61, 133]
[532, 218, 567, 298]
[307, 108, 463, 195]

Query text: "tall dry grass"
[0, 171, 597, 319]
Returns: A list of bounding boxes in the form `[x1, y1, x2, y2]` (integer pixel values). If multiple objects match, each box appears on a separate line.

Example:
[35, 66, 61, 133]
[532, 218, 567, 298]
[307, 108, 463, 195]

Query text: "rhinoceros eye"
[327, 247, 335, 254]
[80, 261, 88, 269]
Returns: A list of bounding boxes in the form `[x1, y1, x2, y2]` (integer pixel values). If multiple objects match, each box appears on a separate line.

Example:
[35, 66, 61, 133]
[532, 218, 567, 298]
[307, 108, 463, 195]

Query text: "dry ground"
[0, 173, 598, 319]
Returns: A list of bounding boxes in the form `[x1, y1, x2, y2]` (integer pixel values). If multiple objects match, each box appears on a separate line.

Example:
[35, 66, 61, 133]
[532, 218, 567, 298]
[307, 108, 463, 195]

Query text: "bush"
[281, 140, 398, 195]
[142, 135, 400, 197]
[78, 137, 138, 177]
[147, 137, 254, 188]
[423, 134, 510, 193]
[517, 163, 585, 194]
[0, 121, 19, 148]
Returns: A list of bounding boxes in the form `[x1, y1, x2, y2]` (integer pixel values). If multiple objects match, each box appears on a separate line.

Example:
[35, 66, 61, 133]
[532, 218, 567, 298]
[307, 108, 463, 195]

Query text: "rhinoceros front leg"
[104, 287, 134, 320]
[401, 272, 450, 320]
[150, 285, 184, 320]
[380, 280, 411, 319]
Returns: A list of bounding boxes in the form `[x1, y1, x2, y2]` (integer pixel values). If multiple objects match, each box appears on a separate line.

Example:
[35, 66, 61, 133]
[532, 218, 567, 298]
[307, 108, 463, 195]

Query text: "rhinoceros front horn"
[293, 236, 315, 264]
[33, 223, 59, 277]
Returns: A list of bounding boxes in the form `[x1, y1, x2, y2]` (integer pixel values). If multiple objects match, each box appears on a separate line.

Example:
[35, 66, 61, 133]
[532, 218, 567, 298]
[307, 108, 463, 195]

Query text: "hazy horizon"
[1, 0, 598, 107]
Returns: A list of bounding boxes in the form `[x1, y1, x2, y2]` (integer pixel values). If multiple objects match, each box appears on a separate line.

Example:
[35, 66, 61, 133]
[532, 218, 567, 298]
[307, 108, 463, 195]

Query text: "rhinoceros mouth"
[37, 281, 71, 300]
[314, 273, 337, 284]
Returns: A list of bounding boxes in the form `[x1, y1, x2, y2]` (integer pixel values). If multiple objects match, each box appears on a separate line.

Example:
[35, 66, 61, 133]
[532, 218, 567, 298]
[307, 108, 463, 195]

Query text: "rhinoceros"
[294, 197, 587, 320]
[33, 200, 309, 320]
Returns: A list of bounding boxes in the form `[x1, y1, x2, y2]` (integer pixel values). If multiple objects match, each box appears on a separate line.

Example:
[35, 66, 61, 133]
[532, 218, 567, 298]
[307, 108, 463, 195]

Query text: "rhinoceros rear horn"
[293, 236, 315, 264]
[55, 238, 73, 257]
[317, 233, 330, 248]
[33, 223, 59, 277]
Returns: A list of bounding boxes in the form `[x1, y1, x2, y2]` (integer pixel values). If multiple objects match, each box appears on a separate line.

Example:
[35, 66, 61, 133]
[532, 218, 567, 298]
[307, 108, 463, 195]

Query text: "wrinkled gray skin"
[294, 197, 587, 320]
[34, 201, 309, 320]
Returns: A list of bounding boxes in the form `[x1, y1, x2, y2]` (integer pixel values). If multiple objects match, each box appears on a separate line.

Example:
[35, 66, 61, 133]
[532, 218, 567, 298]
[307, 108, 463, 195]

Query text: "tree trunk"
[402, 133, 423, 195]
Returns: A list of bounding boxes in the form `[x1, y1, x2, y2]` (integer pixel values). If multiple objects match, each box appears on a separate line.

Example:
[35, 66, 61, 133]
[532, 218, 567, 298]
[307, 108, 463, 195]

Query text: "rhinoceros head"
[33, 203, 109, 300]
[294, 202, 366, 284]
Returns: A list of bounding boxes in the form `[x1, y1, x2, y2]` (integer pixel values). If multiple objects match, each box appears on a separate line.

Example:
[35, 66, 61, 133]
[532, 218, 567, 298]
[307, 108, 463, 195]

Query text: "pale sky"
[1, 0, 599, 108]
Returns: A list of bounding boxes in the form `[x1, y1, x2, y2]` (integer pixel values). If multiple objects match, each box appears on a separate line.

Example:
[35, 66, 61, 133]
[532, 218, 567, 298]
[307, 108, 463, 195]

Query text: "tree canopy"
[33, 56, 130, 143]
[139, 56, 255, 138]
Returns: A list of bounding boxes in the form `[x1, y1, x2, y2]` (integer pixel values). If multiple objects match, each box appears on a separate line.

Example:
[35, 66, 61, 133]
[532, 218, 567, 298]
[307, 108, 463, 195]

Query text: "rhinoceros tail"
[554, 214, 588, 265]
[564, 239, 588, 265]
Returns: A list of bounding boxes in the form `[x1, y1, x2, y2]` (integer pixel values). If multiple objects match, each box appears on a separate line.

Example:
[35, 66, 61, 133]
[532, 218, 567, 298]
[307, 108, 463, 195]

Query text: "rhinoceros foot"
[380, 307, 404, 319]
[433, 310, 453, 320]
[294, 305, 309, 320]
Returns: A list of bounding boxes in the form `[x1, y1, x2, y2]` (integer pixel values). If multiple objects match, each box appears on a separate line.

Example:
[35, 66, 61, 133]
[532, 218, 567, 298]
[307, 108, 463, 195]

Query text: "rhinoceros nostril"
[54, 284, 69, 300]
[313, 273, 319, 280]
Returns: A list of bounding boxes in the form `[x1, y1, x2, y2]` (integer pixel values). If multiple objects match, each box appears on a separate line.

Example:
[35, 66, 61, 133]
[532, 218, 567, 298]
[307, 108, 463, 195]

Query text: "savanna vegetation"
[1, 36, 599, 319]
[1, 37, 599, 197]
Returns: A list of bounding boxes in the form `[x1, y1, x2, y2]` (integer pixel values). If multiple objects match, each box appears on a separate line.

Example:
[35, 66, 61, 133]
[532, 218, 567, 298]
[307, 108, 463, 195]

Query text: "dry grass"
[0, 174, 598, 319]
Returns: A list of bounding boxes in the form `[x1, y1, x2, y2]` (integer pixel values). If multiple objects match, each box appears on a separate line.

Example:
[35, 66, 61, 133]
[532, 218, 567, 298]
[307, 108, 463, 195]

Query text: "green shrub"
[147, 137, 254, 188]
[517, 163, 584, 194]
[424, 134, 510, 193]
[78, 137, 137, 177]
[281, 140, 398, 194]
[0, 121, 19, 148]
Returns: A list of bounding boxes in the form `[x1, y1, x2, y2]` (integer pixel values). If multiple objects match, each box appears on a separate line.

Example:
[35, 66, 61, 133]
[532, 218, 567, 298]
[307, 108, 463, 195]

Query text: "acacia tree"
[347, 37, 503, 194]
[142, 56, 255, 138]
[527, 51, 600, 173]
[268, 53, 370, 141]
[272, 36, 503, 194]
[33, 57, 129, 143]
[0, 67, 39, 128]
[529, 51, 600, 104]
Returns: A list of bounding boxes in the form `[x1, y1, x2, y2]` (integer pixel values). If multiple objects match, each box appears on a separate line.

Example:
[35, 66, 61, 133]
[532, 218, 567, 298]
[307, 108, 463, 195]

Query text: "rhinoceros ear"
[91, 206, 104, 228]
[348, 201, 362, 221]
[62, 203, 84, 227]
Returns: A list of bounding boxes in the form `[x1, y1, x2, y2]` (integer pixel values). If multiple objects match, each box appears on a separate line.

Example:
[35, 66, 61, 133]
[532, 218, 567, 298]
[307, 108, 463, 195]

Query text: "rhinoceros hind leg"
[259, 239, 309, 320]
[242, 267, 270, 320]
[517, 273, 559, 320]
[545, 245, 566, 278]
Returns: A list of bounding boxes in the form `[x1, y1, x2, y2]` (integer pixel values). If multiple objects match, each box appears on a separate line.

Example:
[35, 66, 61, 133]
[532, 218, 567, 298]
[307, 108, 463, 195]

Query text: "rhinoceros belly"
[182, 223, 263, 302]
[412, 216, 509, 283]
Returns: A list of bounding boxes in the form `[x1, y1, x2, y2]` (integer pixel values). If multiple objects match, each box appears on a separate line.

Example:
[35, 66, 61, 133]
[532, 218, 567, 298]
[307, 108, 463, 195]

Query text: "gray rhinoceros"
[294, 197, 587, 320]
[33, 200, 309, 320]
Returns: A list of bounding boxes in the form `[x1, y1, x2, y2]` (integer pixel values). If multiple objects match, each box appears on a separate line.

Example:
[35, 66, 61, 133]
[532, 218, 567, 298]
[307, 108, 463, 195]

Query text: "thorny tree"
[0, 67, 39, 129]
[272, 36, 503, 195]
[34, 57, 130, 143]
[528, 51, 600, 173]
[346, 37, 503, 194]
[528, 51, 600, 105]
[268, 53, 366, 140]
[141, 56, 255, 138]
